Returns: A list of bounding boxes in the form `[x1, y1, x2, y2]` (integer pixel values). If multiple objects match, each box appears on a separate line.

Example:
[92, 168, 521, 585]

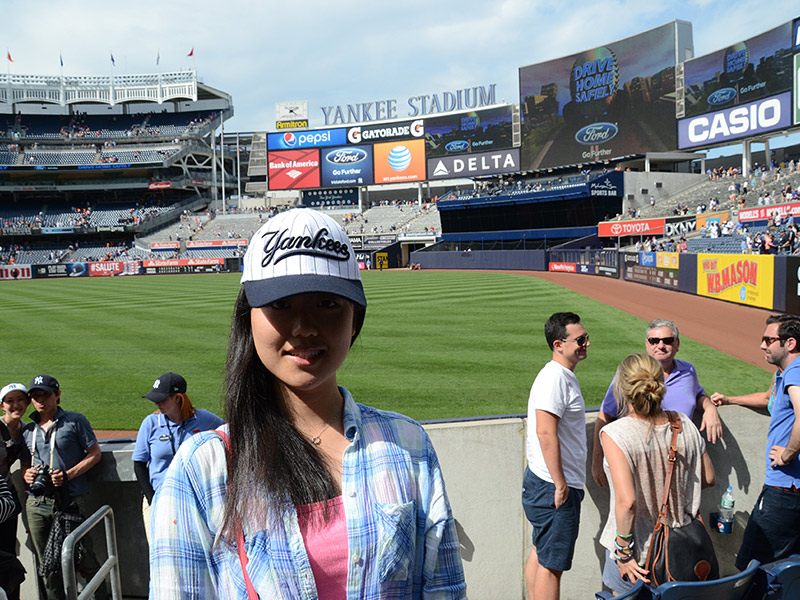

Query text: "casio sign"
[575, 122, 618, 145]
[325, 148, 367, 165]
[707, 87, 737, 106]
[445, 140, 470, 153]
[687, 96, 782, 144]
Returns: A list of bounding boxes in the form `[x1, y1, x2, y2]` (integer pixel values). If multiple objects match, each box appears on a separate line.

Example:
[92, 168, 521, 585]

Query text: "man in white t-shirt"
[522, 312, 589, 600]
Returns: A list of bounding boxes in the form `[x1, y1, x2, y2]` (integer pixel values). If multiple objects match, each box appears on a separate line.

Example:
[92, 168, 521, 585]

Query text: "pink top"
[296, 495, 348, 599]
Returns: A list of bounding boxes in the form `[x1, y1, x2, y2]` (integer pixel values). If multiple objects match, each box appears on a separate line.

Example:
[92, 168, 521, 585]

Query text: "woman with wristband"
[150, 209, 466, 599]
[599, 353, 715, 594]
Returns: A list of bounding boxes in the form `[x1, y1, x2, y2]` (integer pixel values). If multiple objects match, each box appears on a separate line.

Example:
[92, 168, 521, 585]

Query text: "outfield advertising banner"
[549, 262, 577, 273]
[268, 149, 321, 190]
[142, 258, 224, 275]
[519, 22, 679, 170]
[320, 145, 374, 186]
[678, 91, 792, 149]
[0, 265, 32, 280]
[682, 22, 793, 119]
[427, 149, 520, 180]
[151, 242, 179, 251]
[267, 128, 347, 150]
[424, 106, 513, 158]
[738, 201, 800, 222]
[373, 139, 426, 183]
[33, 263, 88, 278]
[88, 261, 142, 276]
[598, 218, 665, 237]
[623, 252, 679, 289]
[186, 240, 248, 248]
[697, 253, 774, 309]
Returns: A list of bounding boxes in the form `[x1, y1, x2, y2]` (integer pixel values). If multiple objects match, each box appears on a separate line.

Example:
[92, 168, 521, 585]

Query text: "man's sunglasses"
[561, 334, 589, 347]
[762, 336, 783, 346]
[647, 336, 676, 346]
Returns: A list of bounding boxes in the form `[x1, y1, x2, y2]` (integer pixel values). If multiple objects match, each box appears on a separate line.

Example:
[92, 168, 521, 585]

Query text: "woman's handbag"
[643, 411, 719, 587]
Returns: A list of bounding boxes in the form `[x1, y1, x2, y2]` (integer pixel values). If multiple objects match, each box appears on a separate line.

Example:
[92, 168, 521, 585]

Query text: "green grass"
[0, 271, 770, 429]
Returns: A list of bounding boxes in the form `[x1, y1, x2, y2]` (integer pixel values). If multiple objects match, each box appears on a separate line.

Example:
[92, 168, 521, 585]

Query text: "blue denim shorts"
[521, 468, 584, 571]
[736, 484, 800, 570]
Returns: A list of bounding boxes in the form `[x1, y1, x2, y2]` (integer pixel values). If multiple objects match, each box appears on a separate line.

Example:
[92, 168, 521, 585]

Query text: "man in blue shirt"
[736, 314, 800, 569]
[591, 319, 722, 487]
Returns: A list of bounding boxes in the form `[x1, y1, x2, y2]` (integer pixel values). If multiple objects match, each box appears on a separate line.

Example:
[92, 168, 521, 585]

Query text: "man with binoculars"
[21, 374, 107, 600]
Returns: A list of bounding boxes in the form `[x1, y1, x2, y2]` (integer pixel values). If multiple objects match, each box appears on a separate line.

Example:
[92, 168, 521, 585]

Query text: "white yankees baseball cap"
[241, 208, 366, 308]
[1, 383, 28, 402]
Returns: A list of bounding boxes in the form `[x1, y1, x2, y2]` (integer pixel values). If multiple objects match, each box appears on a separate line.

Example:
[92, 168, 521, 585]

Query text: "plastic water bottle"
[718, 486, 735, 534]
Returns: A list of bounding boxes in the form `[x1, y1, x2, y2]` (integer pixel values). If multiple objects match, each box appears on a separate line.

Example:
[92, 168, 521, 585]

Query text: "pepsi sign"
[268, 128, 347, 150]
[574, 122, 618, 145]
[707, 88, 737, 106]
[320, 145, 374, 187]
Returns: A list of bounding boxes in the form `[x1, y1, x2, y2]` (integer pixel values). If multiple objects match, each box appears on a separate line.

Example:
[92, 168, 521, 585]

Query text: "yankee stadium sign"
[321, 83, 497, 125]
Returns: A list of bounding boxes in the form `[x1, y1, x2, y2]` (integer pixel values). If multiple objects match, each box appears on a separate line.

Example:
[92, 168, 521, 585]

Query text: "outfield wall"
[412, 247, 800, 313]
[11, 405, 773, 599]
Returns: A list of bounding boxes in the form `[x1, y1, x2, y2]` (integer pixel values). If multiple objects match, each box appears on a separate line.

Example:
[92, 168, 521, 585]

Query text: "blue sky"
[3, 0, 798, 156]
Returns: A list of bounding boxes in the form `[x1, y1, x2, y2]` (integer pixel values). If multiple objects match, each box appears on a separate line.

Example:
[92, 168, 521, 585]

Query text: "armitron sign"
[598, 219, 665, 237]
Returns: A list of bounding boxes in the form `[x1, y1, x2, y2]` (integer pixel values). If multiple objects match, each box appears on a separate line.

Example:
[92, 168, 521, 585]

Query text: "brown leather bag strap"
[644, 411, 682, 569]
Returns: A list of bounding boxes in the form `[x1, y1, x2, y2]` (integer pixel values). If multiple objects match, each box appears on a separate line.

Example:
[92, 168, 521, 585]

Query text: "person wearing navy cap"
[132, 372, 224, 543]
[21, 374, 107, 600]
[150, 208, 466, 599]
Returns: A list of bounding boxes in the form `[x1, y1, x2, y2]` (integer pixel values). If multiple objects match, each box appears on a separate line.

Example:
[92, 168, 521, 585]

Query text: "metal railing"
[61, 505, 122, 600]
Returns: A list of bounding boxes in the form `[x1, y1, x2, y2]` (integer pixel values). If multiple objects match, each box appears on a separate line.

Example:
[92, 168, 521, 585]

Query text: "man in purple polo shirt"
[735, 314, 800, 568]
[591, 318, 723, 487]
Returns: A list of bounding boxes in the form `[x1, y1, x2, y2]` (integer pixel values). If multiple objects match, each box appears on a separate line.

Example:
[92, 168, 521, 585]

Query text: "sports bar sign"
[598, 218, 665, 237]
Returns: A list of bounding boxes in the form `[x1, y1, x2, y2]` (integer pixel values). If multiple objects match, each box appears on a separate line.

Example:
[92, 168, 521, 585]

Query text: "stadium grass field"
[0, 270, 770, 429]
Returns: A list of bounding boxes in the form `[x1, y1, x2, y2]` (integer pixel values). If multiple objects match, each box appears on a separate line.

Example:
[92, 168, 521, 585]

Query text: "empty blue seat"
[654, 559, 766, 600]
[595, 579, 654, 600]
[763, 554, 800, 599]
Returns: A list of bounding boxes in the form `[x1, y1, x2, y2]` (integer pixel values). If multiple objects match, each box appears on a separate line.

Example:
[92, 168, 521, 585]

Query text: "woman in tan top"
[599, 353, 715, 594]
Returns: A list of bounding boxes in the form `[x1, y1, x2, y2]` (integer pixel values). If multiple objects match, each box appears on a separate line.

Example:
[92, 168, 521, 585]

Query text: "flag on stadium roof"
[59, 52, 63, 67]
[110, 52, 115, 66]
[6, 50, 12, 63]
[187, 47, 194, 57]
[156, 50, 160, 66]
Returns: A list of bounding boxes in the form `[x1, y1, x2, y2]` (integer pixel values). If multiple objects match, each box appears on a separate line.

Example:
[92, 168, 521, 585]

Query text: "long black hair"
[220, 288, 365, 539]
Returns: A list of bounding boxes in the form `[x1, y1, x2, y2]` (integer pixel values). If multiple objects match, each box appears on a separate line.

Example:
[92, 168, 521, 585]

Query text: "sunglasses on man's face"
[560, 334, 589, 347]
[762, 336, 782, 346]
[647, 337, 675, 346]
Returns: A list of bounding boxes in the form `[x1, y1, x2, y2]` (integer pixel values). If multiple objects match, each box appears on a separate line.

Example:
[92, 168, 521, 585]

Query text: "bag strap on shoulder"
[215, 429, 260, 600]
[644, 411, 682, 569]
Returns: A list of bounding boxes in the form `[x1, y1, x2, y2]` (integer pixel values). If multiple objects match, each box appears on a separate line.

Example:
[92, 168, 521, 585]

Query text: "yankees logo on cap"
[28, 375, 59, 393]
[241, 208, 366, 308]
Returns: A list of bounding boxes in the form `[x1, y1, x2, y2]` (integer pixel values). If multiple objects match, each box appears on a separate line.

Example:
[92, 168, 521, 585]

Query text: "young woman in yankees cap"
[150, 208, 466, 600]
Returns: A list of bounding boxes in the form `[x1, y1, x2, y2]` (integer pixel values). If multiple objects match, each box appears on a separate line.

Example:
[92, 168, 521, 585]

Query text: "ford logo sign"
[445, 140, 470, 153]
[574, 122, 618, 145]
[325, 148, 367, 165]
[707, 87, 737, 106]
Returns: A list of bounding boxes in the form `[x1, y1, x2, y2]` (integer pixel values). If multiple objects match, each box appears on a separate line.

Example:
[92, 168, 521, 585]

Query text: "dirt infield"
[96, 270, 773, 438]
